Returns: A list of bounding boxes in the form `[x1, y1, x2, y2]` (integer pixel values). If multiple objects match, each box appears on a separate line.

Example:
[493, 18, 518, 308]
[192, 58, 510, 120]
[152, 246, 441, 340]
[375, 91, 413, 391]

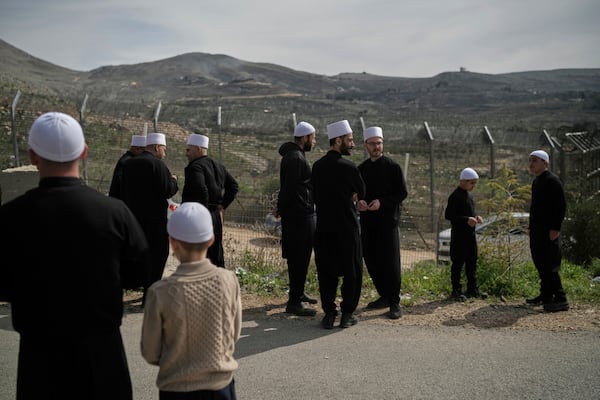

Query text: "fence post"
[10, 90, 22, 167]
[482, 126, 496, 178]
[153, 101, 162, 133]
[217, 106, 222, 163]
[79, 93, 89, 184]
[360, 117, 367, 159]
[423, 121, 435, 233]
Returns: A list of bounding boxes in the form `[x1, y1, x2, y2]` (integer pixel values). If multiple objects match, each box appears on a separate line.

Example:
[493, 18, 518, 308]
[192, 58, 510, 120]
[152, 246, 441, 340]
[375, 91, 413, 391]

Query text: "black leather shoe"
[301, 293, 318, 304]
[339, 313, 358, 328]
[526, 295, 550, 305]
[285, 302, 317, 317]
[544, 300, 570, 312]
[366, 297, 389, 310]
[466, 290, 488, 299]
[321, 311, 337, 329]
[389, 303, 402, 320]
[450, 291, 466, 302]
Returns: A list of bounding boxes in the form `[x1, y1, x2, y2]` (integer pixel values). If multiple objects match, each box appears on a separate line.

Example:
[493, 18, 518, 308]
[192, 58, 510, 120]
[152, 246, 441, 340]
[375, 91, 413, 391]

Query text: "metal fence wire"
[1, 98, 597, 271]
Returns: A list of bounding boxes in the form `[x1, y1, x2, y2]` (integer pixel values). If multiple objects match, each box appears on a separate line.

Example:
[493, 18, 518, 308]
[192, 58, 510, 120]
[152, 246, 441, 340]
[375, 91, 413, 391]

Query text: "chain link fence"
[1, 94, 595, 271]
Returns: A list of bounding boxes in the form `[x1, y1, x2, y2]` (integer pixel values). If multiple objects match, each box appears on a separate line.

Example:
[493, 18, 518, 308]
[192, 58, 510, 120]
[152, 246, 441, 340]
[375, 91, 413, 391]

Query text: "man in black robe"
[311, 119, 366, 329]
[275, 121, 318, 316]
[181, 133, 238, 268]
[108, 134, 146, 199]
[527, 150, 568, 312]
[121, 132, 178, 302]
[357, 126, 407, 319]
[0, 112, 151, 400]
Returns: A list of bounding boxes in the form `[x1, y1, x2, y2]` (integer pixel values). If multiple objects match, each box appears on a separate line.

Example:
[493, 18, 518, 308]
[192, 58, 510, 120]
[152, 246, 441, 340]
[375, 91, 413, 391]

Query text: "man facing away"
[181, 133, 239, 268]
[121, 132, 178, 303]
[275, 121, 318, 317]
[0, 112, 151, 400]
[357, 126, 408, 319]
[108, 134, 146, 199]
[311, 119, 366, 329]
[141, 202, 242, 400]
[526, 150, 568, 312]
[444, 167, 488, 301]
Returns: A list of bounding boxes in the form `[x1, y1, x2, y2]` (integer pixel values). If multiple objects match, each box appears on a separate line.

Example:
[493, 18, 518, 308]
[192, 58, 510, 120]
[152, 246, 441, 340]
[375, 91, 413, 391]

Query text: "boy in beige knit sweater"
[141, 202, 242, 400]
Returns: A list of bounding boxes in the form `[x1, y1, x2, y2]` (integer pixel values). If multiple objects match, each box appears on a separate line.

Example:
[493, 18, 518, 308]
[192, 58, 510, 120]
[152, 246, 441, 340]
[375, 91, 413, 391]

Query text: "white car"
[437, 212, 530, 262]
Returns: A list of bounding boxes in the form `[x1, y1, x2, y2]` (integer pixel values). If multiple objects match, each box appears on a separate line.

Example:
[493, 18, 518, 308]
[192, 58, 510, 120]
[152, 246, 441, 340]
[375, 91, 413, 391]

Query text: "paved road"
[1, 305, 599, 400]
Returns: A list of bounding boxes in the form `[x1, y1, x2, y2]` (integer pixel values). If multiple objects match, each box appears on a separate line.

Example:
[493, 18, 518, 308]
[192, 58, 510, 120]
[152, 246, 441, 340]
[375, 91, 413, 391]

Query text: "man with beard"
[311, 119, 366, 329]
[274, 121, 318, 317]
[121, 132, 179, 304]
[181, 133, 239, 268]
[357, 126, 408, 319]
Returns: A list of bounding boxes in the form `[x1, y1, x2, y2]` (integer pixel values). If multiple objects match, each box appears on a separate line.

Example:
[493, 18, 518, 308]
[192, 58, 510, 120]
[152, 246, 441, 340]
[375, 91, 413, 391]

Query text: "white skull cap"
[167, 202, 214, 243]
[28, 112, 85, 162]
[460, 167, 479, 180]
[326, 120, 352, 139]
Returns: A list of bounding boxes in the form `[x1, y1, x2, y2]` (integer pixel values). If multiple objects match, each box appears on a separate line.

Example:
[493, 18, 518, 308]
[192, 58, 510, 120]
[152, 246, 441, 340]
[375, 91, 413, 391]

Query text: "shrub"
[562, 196, 600, 266]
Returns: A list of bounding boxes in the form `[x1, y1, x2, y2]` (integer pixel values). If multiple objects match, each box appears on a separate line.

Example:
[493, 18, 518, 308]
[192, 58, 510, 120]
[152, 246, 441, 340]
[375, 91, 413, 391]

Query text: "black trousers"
[450, 233, 478, 292]
[281, 214, 315, 303]
[208, 208, 225, 268]
[361, 223, 401, 304]
[160, 379, 236, 400]
[530, 228, 566, 300]
[314, 229, 363, 314]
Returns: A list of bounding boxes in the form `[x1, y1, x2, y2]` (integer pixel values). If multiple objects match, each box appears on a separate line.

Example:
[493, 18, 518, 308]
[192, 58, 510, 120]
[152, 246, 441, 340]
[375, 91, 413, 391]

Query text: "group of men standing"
[108, 130, 238, 303]
[275, 119, 407, 329]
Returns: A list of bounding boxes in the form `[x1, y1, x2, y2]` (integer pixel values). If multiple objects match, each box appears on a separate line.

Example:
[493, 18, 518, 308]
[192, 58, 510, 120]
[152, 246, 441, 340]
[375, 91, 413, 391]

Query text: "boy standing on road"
[141, 202, 242, 400]
[444, 168, 488, 301]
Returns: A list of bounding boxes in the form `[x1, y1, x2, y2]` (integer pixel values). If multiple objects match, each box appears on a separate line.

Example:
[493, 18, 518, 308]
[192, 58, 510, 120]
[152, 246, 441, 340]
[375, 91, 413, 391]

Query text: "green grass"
[236, 256, 600, 306]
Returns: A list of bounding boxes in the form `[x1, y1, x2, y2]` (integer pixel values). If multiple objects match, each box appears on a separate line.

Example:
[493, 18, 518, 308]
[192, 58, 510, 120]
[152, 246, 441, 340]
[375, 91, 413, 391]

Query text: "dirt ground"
[243, 293, 600, 331]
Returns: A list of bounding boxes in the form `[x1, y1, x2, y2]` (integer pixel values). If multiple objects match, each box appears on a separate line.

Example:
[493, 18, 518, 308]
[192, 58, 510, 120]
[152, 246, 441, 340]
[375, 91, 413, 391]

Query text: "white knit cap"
[460, 167, 479, 180]
[187, 133, 209, 148]
[27, 112, 85, 162]
[363, 126, 383, 142]
[529, 150, 549, 163]
[131, 135, 146, 147]
[167, 202, 214, 243]
[294, 121, 315, 137]
[326, 120, 352, 139]
[146, 132, 166, 146]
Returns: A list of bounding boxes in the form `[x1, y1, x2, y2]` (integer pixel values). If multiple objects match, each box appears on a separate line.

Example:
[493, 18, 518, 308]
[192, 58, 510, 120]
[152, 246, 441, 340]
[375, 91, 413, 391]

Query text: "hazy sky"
[1, 0, 598, 78]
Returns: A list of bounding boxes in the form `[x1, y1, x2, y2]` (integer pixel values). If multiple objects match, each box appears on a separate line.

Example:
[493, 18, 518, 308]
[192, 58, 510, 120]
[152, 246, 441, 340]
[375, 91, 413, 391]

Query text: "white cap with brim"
[187, 133, 209, 148]
[147, 133, 166, 146]
[167, 202, 214, 243]
[529, 150, 549, 163]
[28, 112, 85, 162]
[460, 167, 479, 180]
[131, 135, 146, 147]
[326, 120, 352, 139]
[363, 126, 383, 142]
[294, 121, 315, 137]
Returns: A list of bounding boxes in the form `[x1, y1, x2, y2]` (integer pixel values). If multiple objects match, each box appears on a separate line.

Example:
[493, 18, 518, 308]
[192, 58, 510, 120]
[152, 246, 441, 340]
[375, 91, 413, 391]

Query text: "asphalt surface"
[1, 304, 599, 400]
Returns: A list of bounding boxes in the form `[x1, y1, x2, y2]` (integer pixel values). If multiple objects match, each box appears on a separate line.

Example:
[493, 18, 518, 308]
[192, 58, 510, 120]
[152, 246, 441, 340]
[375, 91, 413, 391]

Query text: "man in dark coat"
[275, 121, 318, 316]
[526, 150, 568, 312]
[444, 167, 487, 300]
[357, 126, 408, 319]
[311, 119, 366, 329]
[108, 134, 146, 199]
[0, 112, 151, 400]
[121, 132, 178, 302]
[181, 133, 239, 268]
